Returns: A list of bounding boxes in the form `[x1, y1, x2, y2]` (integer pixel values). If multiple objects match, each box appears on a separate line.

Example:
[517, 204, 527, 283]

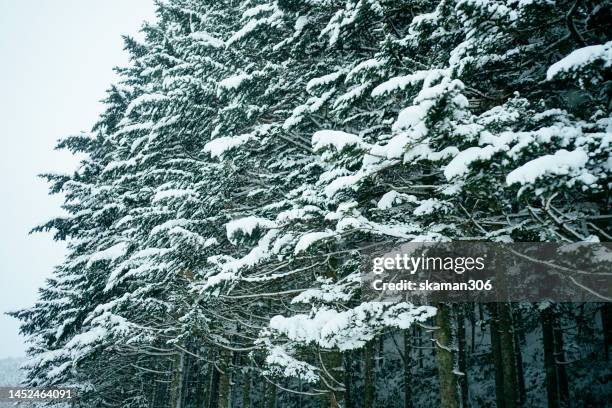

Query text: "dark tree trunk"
[542, 307, 559, 408]
[218, 351, 232, 408]
[171, 351, 185, 408]
[490, 306, 506, 408]
[469, 303, 476, 353]
[554, 323, 570, 407]
[602, 303, 612, 360]
[364, 341, 375, 408]
[242, 365, 251, 408]
[404, 329, 413, 408]
[455, 304, 469, 408]
[208, 360, 221, 408]
[511, 305, 526, 404]
[417, 325, 424, 370]
[267, 383, 277, 408]
[344, 351, 353, 408]
[260, 377, 267, 408]
[434, 303, 459, 408]
[498, 303, 518, 408]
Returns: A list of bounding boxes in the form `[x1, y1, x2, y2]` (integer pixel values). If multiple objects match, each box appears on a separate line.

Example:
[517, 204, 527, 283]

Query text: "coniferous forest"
[12, 0, 612, 407]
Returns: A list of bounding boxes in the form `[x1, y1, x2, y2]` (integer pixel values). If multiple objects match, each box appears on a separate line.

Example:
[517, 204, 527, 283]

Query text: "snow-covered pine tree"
[14, 0, 611, 407]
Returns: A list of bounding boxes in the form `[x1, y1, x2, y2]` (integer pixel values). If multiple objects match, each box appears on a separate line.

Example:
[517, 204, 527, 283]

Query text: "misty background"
[0, 0, 154, 359]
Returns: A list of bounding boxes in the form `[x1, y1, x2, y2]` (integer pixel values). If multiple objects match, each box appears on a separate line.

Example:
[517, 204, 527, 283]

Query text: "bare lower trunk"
[208, 359, 220, 408]
[403, 330, 412, 408]
[242, 365, 251, 408]
[554, 322, 570, 406]
[260, 376, 267, 408]
[602, 303, 612, 360]
[266, 383, 277, 408]
[434, 303, 459, 408]
[498, 303, 518, 408]
[512, 306, 526, 404]
[218, 351, 232, 408]
[542, 307, 559, 408]
[455, 304, 469, 407]
[364, 341, 375, 408]
[171, 351, 185, 408]
[489, 306, 505, 408]
[344, 351, 353, 408]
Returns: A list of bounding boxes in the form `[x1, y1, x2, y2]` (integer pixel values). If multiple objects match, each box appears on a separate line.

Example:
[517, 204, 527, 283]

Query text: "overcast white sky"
[0, 0, 155, 359]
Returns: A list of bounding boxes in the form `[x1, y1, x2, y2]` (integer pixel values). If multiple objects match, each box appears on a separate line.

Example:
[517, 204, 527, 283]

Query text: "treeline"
[13, 0, 611, 407]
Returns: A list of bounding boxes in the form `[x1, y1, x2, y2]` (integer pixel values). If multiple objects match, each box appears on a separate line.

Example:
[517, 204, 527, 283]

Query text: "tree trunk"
[542, 307, 559, 408]
[193, 358, 207, 408]
[417, 325, 424, 370]
[344, 351, 353, 408]
[171, 351, 185, 408]
[554, 323, 570, 407]
[266, 383, 277, 408]
[242, 366, 251, 408]
[434, 303, 459, 408]
[498, 303, 518, 408]
[403, 330, 412, 408]
[218, 351, 232, 408]
[469, 304, 476, 353]
[364, 341, 375, 408]
[602, 303, 612, 360]
[260, 376, 267, 408]
[512, 306, 526, 404]
[489, 306, 505, 408]
[208, 359, 220, 408]
[455, 304, 469, 408]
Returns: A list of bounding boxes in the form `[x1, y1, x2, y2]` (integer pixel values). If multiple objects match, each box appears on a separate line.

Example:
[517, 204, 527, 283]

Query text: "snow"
[86, 242, 128, 267]
[242, 4, 275, 19]
[294, 231, 335, 254]
[546, 41, 612, 80]
[376, 191, 418, 210]
[269, 308, 338, 344]
[216, 230, 279, 274]
[306, 71, 343, 92]
[264, 346, 319, 383]
[217, 73, 251, 94]
[152, 188, 194, 202]
[294, 15, 309, 32]
[103, 157, 137, 173]
[203, 237, 218, 248]
[268, 303, 436, 351]
[226, 216, 275, 243]
[392, 104, 430, 133]
[113, 121, 154, 138]
[227, 6, 283, 45]
[291, 274, 358, 304]
[149, 219, 191, 236]
[444, 145, 497, 179]
[377, 190, 401, 210]
[346, 58, 384, 81]
[189, 31, 224, 48]
[324, 174, 361, 197]
[204, 134, 252, 158]
[124, 93, 168, 116]
[227, 20, 261, 45]
[333, 82, 369, 108]
[371, 70, 431, 97]
[312, 130, 362, 152]
[506, 148, 590, 185]
[413, 198, 445, 216]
